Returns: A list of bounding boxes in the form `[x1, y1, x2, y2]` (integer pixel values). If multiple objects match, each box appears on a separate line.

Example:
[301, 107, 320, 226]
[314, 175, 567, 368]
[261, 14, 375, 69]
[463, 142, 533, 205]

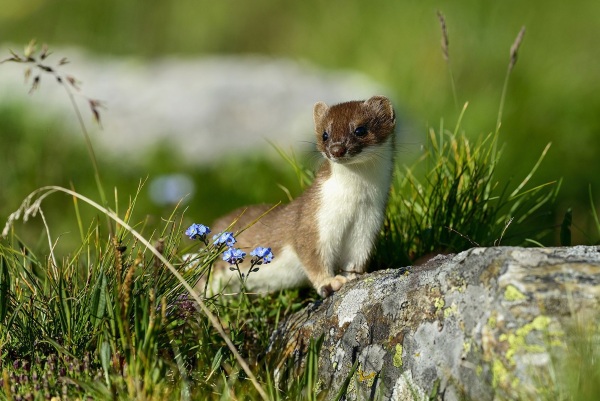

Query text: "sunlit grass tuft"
[373, 106, 559, 268]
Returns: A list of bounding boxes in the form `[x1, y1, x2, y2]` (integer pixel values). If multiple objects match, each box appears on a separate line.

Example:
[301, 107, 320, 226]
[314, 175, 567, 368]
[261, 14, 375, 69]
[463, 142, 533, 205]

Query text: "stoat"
[209, 95, 396, 297]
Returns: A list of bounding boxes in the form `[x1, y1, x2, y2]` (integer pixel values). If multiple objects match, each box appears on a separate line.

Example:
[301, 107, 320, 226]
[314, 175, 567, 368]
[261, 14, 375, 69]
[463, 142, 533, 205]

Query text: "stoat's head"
[313, 95, 396, 164]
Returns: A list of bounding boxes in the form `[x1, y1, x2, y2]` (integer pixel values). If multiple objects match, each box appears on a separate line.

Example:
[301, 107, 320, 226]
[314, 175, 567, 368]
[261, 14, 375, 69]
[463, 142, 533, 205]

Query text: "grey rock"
[267, 246, 600, 400]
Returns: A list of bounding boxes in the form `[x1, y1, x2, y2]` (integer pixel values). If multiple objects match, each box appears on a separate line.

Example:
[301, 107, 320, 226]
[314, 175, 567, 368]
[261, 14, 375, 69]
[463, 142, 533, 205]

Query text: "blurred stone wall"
[0, 47, 387, 164]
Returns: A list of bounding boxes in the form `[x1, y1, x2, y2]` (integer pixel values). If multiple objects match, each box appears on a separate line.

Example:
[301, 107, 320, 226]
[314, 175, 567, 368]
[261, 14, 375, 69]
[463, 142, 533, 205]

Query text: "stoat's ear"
[313, 101, 329, 126]
[364, 95, 395, 123]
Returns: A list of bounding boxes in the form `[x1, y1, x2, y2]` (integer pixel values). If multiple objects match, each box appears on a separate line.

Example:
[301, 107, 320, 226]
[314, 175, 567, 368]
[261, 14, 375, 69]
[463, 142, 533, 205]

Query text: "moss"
[504, 284, 527, 301]
[393, 344, 403, 368]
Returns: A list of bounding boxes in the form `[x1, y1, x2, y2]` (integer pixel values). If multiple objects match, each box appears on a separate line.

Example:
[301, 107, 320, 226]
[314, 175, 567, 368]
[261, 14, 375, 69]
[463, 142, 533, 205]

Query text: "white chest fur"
[316, 138, 394, 274]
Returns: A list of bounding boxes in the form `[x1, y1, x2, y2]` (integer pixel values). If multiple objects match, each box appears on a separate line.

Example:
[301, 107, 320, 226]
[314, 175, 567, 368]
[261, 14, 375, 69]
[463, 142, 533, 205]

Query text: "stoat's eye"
[354, 126, 368, 137]
[322, 131, 329, 141]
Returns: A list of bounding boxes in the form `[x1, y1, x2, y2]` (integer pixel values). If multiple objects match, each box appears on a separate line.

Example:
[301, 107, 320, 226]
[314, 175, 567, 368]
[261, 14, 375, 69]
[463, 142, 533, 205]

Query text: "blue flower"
[213, 232, 236, 247]
[222, 247, 246, 265]
[185, 223, 211, 240]
[250, 246, 274, 264]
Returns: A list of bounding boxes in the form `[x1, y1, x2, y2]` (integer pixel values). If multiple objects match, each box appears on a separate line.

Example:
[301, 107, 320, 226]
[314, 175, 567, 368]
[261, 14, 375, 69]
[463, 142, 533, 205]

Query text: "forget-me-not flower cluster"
[222, 247, 246, 265]
[185, 223, 274, 281]
[250, 246, 274, 265]
[185, 223, 211, 241]
[212, 231, 237, 248]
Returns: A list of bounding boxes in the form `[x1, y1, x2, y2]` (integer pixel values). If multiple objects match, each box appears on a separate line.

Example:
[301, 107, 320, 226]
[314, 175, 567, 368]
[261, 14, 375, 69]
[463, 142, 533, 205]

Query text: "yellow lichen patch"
[499, 316, 552, 364]
[393, 344, 403, 368]
[443, 302, 458, 318]
[315, 379, 324, 394]
[492, 357, 521, 391]
[492, 359, 510, 389]
[487, 313, 497, 329]
[449, 275, 468, 293]
[434, 297, 445, 312]
[463, 340, 471, 356]
[504, 284, 527, 301]
[357, 367, 376, 386]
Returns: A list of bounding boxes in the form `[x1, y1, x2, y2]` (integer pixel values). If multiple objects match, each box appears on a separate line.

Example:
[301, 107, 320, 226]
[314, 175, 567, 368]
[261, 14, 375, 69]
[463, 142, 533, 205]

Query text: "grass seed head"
[509, 26, 526, 71]
[437, 10, 450, 61]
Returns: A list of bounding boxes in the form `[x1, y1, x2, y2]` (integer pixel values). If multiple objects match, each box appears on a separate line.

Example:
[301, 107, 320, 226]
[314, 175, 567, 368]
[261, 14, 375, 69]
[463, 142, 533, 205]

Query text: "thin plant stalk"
[437, 10, 459, 110]
[2, 41, 114, 236]
[496, 26, 526, 137]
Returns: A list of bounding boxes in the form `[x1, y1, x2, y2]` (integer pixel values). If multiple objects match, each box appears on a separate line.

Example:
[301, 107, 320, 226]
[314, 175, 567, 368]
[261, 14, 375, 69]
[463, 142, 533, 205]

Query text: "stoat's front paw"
[317, 275, 348, 298]
[341, 272, 359, 281]
[340, 266, 366, 281]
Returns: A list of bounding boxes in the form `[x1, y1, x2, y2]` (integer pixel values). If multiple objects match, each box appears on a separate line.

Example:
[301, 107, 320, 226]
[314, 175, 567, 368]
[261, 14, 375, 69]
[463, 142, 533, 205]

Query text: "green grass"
[374, 113, 559, 268]
[0, 188, 310, 400]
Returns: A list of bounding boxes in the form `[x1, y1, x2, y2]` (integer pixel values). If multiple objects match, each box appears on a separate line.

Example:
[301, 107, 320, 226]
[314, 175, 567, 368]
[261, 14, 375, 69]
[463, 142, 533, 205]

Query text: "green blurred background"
[1, 0, 600, 247]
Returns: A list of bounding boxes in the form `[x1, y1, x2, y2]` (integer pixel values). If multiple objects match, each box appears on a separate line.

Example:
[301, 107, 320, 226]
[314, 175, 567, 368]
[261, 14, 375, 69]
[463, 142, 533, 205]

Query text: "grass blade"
[560, 208, 572, 246]
[0, 256, 9, 325]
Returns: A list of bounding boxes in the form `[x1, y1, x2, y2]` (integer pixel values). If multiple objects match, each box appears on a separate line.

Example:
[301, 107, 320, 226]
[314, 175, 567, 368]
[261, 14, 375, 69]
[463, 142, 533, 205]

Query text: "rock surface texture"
[267, 246, 600, 400]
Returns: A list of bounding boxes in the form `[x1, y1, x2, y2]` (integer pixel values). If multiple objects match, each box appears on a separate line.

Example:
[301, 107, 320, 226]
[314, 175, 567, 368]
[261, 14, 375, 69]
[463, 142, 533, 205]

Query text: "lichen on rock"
[267, 246, 600, 400]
